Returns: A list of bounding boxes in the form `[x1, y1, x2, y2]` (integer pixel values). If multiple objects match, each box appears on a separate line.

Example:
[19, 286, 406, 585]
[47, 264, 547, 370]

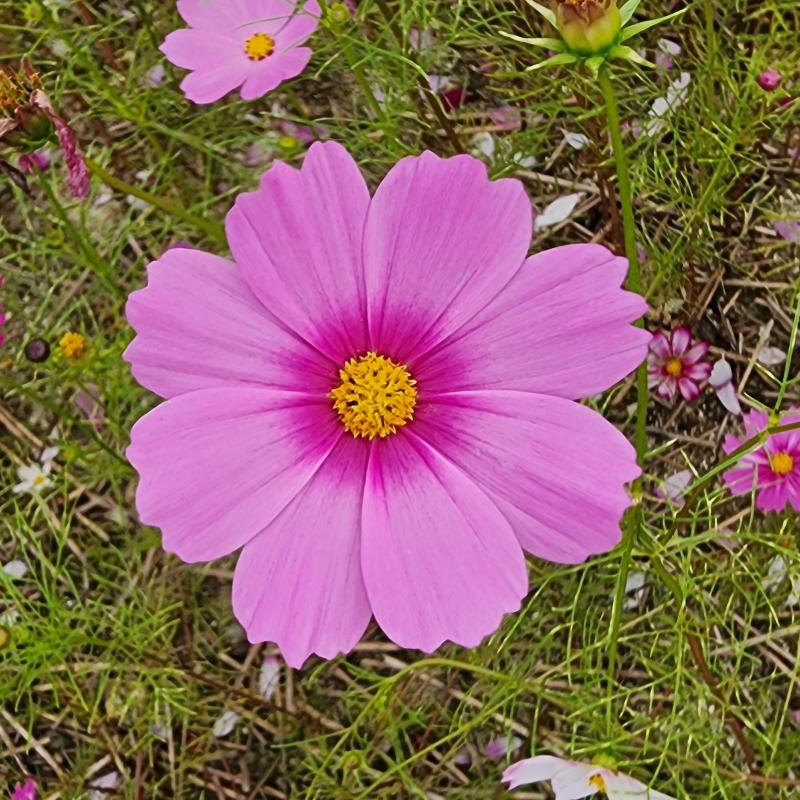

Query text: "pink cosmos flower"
[124, 142, 648, 667]
[757, 68, 781, 92]
[10, 779, 36, 800]
[722, 408, 800, 513]
[503, 756, 675, 800]
[160, 0, 321, 105]
[647, 327, 711, 402]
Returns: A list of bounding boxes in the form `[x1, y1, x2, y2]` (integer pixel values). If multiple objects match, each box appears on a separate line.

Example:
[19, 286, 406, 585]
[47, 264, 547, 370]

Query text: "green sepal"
[620, 8, 688, 40]
[618, 0, 644, 27]
[608, 44, 653, 67]
[584, 55, 606, 77]
[499, 31, 565, 51]
[525, 52, 579, 71]
[523, 0, 557, 27]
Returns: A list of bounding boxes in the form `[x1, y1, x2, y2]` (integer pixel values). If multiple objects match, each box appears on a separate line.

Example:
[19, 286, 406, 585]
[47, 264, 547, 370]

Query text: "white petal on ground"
[212, 710, 240, 738]
[149, 719, 169, 740]
[621, 570, 647, 611]
[512, 152, 537, 168]
[786, 579, 800, 608]
[563, 131, 590, 150]
[708, 358, 733, 387]
[258, 656, 281, 701]
[482, 734, 524, 760]
[658, 38, 681, 56]
[470, 131, 495, 161]
[2, 561, 28, 580]
[645, 73, 691, 137]
[87, 772, 120, 800]
[708, 357, 742, 414]
[533, 193, 582, 231]
[764, 555, 787, 588]
[757, 346, 786, 366]
[656, 470, 693, 506]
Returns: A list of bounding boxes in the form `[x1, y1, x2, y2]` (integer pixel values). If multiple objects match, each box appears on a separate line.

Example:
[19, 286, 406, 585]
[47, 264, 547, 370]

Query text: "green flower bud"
[553, 0, 621, 56]
[4, 105, 53, 148]
[329, 2, 350, 24]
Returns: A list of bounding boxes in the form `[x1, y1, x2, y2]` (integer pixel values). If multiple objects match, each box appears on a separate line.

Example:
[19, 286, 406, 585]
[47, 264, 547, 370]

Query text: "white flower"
[644, 73, 691, 137]
[470, 132, 495, 162]
[13, 464, 51, 494]
[563, 131, 590, 150]
[87, 772, 120, 800]
[258, 656, 281, 701]
[708, 358, 741, 415]
[2, 561, 28, 580]
[534, 193, 582, 232]
[503, 756, 676, 800]
[658, 39, 681, 56]
[212, 709, 240, 738]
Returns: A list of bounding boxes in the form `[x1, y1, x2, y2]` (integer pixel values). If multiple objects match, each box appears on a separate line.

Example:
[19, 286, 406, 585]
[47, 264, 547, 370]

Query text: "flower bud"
[552, 0, 621, 56]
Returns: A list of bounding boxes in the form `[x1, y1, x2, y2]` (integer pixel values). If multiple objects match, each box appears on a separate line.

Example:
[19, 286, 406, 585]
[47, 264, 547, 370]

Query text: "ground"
[1, 0, 800, 798]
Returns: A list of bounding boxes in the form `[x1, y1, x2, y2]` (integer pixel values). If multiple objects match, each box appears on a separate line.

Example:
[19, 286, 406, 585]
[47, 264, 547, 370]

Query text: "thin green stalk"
[597, 64, 648, 713]
[775, 289, 800, 411]
[85, 159, 226, 246]
[704, 0, 716, 109]
[340, 36, 387, 122]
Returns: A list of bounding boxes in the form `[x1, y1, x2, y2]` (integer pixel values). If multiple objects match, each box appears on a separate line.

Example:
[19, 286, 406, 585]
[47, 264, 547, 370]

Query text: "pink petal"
[177, 0, 289, 28]
[160, 29, 242, 70]
[414, 245, 649, 399]
[226, 142, 370, 363]
[274, 0, 320, 48]
[413, 391, 639, 564]
[787, 473, 800, 513]
[551, 765, 602, 798]
[756, 481, 790, 512]
[11, 780, 36, 800]
[231, 436, 371, 668]
[179, 60, 252, 104]
[656, 376, 678, 399]
[723, 466, 757, 495]
[714, 380, 742, 415]
[503, 756, 574, 790]
[361, 433, 528, 653]
[682, 340, 709, 365]
[743, 410, 769, 437]
[677, 377, 700, 402]
[669, 326, 692, 355]
[648, 331, 670, 359]
[682, 361, 712, 381]
[239, 47, 311, 99]
[722, 433, 743, 456]
[363, 151, 532, 363]
[603, 772, 658, 800]
[127, 388, 341, 562]
[124, 248, 334, 399]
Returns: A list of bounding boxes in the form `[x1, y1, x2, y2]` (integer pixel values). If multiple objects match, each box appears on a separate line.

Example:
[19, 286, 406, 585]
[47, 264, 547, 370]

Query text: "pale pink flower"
[503, 756, 675, 799]
[757, 68, 781, 92]
[124, 142, 648, 668]
[10, 780, 36, 800]
[647, 327, 711, 402]
[161, 0, 321, 105]
[723, 408, 800, 513]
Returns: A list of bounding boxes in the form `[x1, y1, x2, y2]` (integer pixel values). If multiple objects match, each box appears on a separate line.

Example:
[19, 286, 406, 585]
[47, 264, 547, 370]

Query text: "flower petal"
[363, 151, 531, 363]
[413, 391, 638, 563]
[239, 48, 311, 99]
[551, 765, 602, 799]
[669, 326, 691, 355]
[756, 481, 790, 512]
[232, 436, 371, 667]
[124, 248, 334, 399]
[361, 433, 528, 653]
[682, 340, 709, 365]
[714, 380, 742, 415]
[127, 388, 341, 562]
[503, 756, 575, 790]
[677, 377, 700, 402]
[227, 141, 370, 363]
[179, 60, 252, 104]
[682, 361, 712, 381]
[160, 29, 242, 70]
[533, 193, 581, 231]
[647, 331, 670, 359]
[413, 245, 649, 400]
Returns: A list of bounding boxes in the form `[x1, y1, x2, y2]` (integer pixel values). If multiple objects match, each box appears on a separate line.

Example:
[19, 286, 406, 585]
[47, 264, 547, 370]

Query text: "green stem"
[597, 63, 648, 715]
[339, 37, 387, 122]
[85, 159, 226, 246]
[703, 0, 716, 109]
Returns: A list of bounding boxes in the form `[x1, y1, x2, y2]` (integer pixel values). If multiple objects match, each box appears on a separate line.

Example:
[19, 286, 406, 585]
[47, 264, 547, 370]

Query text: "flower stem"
[596, 63, 648, 712]
[84, 158, 226, 246]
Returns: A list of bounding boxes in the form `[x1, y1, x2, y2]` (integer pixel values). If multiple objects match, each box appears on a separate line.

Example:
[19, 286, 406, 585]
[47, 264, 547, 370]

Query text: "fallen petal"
[533, 193, 581, 231]
[212, 710, 240, 738]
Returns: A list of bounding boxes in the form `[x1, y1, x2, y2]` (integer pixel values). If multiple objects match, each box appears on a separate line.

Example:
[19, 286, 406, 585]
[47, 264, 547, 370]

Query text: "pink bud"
[756, 68, 781, 92]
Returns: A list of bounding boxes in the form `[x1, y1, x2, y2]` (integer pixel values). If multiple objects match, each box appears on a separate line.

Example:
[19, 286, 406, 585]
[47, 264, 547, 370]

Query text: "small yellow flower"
[59, 331, 86, 359]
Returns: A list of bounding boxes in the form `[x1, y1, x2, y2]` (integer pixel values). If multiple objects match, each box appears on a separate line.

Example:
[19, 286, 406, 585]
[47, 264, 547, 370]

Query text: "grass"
[1, 0, 800, 797]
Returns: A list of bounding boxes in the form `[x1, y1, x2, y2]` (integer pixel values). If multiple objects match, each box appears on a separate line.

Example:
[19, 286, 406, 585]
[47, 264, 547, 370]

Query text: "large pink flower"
[722, 408, 800, 513]
[160, 0, 321, 105]
[125, 142, 649, 667]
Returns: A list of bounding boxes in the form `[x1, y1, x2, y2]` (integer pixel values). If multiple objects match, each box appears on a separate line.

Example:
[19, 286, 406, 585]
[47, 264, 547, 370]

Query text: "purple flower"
[17, 149, 50, 173]
[757, 68, 781, 92]
[655, 51, 673, 71]
[723, 409, 800, 513]
[10, 779, 35, 800]
[647, 327, 711, 402]
[124, 142, 648, 668]
[160, 0, 321, 105]
[774, 219, 800, 242]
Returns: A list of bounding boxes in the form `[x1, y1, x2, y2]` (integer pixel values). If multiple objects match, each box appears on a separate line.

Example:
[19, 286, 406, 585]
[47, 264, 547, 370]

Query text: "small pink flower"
[17, 149, 50, 173]
[124, 142, 648, 667]
[160, 0, 321, 105]
[275, 119, 323, 146]
[757, 68, 781, 92]
[503, 756, 675, 799]
[774, 219, 800, 242]
[11, 779, 36, 800]
[647, 327, 711, 402]
[722, 408, 800, 513]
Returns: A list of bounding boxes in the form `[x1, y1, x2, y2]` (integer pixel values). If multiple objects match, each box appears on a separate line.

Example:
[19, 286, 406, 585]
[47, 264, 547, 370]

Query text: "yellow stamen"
[331, 352, 417, 440]
[588, 773, 606, 792]
[59, 331, 86, 359]
[244, 33, 274, 61]
[665, 359, 682, 376]
[771, 451, 794, 475]
[33, 474, 45, 485]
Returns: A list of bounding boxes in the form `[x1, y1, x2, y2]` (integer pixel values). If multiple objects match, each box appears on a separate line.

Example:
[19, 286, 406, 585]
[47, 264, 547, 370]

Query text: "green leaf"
[525, 52, 579, 71]
[621, 8, 688, 40]
[584, 55, 605, 77]
[499, 31, 565, 51]
[523, 0, 557, 27]
[618, 0, 644, 26]
[608, 44, 654, 67]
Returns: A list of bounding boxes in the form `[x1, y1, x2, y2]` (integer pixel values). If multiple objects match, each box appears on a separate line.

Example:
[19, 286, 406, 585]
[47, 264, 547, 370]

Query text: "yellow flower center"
[59, 332, 86, 359]
[331, 352, 417, 439]
[244, 33, 275, 61]
[33, 474, 45, 485]
[588, 773, 606, 792]
[665, 359, 682, 376]
[771, 451, 794, 475]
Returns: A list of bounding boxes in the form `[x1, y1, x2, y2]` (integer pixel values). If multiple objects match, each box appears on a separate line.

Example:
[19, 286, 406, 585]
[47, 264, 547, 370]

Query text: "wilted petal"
[708, 357, 733, 387]
[563, 131, 590, 149]
[87, 772, 120, 800]
[2, 560, 29, 580]
[655, 469, 693, 506]
[212, 710, 240, 738]
[774, 220, 800, 242]
[534, 193, 581, 231]
[658, 38, 681, 56]
[716, 381, 742, 415]
[483, 735, 523, 760]
[757, 346, 786, 366]
[258, 656, 281, 700]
